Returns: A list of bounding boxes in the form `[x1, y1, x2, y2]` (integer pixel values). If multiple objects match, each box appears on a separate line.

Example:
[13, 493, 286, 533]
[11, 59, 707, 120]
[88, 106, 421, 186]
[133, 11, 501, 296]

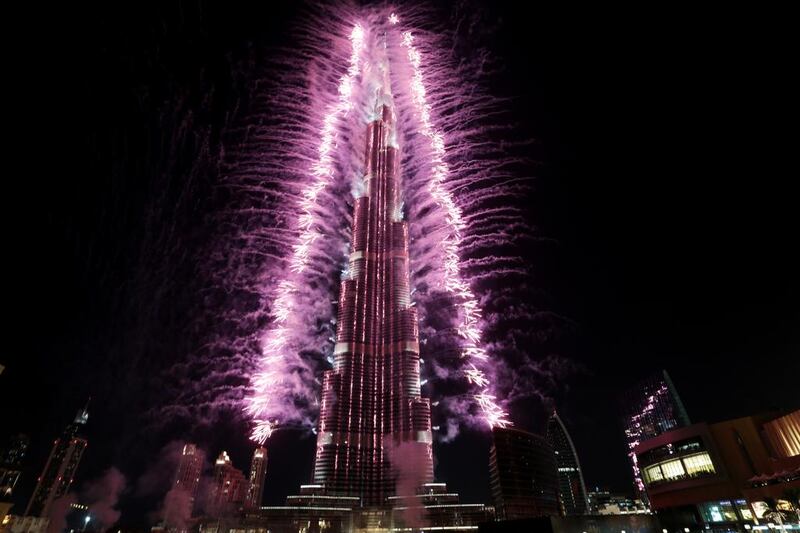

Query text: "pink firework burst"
[170, 4, 542, 443]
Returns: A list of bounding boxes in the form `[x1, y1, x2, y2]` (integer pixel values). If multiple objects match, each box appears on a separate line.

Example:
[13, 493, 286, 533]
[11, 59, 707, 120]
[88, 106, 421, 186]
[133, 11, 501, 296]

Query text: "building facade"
[173, 443, 204, 514]
[546, 411, 589, 515]
[490, 427, 560, 519]
[620, 370, 690, 501]
[312, 101, 433, 505]
[245, 446, 267, 509]
[762, 410, 800, 459]
[586, 487, 648, 515]
[209, 451, 247, 516]
[635, 410, 800, 530]
[25, 405, 88, 517]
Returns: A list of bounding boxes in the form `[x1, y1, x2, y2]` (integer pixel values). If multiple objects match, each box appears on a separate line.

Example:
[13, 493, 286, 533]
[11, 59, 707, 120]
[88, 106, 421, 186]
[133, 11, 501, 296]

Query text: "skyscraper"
[25, 404, 89, 517]
[173, 443, 204, 512]
[312, 101, 433, 506]
[245, 446, 267, 509]
[209, 451, 246, 516]
[489, 427, 560, 520]
[546, 411, 589, 515]
[620, 370, 690, 501]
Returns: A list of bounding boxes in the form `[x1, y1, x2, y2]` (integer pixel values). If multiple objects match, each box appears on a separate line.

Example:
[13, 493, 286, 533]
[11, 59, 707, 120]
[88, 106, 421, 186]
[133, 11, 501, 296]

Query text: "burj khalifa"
[312, 101, 434, 506]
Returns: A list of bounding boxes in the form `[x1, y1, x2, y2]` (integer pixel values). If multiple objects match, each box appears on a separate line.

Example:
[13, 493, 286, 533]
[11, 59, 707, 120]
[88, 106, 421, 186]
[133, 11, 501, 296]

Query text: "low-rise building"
[636, 410, 800, 531]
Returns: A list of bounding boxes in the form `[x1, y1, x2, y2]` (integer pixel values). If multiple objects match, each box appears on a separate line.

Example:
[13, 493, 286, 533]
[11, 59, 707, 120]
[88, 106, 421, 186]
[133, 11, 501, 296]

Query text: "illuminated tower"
[546, 411, 589, 515]
[620, 370, 690, 503]
[245, 446, 267, 508]
[313, 102, 434, 506]
[209, 451, 246, 516]
[25, 404, 89, 517]
[173, 443, 204, 512]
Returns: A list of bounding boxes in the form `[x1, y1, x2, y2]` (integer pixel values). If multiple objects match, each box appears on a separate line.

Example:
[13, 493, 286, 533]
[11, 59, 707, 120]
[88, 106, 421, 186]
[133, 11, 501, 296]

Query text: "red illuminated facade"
[313, 103, 433, 505]
[174, 443, 204, 512]
[25, 405, 89, 517]
[245, 446, 267, 508]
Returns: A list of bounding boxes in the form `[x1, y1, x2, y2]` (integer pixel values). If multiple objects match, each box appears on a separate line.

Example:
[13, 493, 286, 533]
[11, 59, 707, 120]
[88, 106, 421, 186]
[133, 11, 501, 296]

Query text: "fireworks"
[159, 5, 539, 442]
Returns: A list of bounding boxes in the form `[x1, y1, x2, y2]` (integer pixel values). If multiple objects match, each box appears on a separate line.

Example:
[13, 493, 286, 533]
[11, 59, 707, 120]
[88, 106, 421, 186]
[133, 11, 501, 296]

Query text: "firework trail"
[156, 3, 563, 443]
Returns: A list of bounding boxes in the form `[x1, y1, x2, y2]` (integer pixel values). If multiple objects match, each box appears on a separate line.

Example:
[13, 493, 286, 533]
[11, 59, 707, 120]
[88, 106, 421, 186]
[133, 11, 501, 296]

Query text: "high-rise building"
[489, 427, 560, 520]
[209, 451, 247, 516]
[546, 411, 588, 515]
[620, 370, 690, 500]
[173, 443, 203, 512]
[25, 404, 89, 517]
[0, 434, 29, 500]
[245, 446, 267, 508]
[312, 101, 433, 506]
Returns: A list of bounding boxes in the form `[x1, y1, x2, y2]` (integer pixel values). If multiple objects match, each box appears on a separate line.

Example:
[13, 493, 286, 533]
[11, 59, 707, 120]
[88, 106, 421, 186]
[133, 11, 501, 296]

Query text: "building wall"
[490, 428, 560, 519]
[708, 416, 776, 483]
[762, 410, 800, 459]
[637, 413, 800, 521]
[636, 424, 738, 509]
[4, 516, 49, 533]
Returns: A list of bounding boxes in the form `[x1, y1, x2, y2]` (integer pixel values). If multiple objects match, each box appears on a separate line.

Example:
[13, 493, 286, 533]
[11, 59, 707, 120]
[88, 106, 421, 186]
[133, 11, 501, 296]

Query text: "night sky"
[3, 1, 798, 525]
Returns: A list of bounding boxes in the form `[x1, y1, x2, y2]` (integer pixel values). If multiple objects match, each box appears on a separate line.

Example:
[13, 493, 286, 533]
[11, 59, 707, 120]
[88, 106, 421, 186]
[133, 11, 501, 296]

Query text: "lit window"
[682, 453, 715, 476]
[735, 500, 754, 521]
[660, 459, 685, 479]
[699, 501, 738, 523]
[645, 465, 664, 484]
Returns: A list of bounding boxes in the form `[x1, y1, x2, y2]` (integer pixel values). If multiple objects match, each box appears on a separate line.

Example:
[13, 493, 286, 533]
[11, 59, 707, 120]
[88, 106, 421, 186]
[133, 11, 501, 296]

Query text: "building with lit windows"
[3, 515, 49, 533]
[173, 443, 204, 515]
[25, 404, 89, 517]
[636, 410, 800, 531]
[245, 447, 267, 508]
[209, 451, 247, 516]
[546, 411, 589, 515]
[489, 427, 560, 519]
[620, 370, 691, 502]
[586, 487, 648, 515]
[312, 101, 433, 506]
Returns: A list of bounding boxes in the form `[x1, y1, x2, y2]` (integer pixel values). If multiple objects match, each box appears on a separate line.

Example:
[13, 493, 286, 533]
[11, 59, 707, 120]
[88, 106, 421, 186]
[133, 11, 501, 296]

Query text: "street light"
[82, 515, 91, 532]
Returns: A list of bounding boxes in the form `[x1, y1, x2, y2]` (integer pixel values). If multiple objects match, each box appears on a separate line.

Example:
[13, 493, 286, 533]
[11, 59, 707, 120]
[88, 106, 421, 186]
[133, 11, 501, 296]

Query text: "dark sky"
[3, 1, 798, 524]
